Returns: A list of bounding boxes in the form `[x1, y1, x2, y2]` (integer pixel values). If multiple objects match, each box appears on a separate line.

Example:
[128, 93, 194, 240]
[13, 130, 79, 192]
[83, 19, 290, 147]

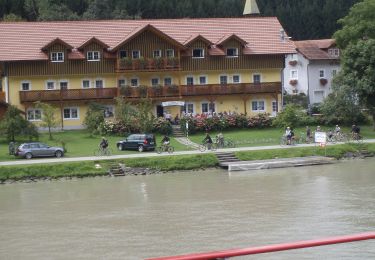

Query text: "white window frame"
[226, 48, 239, 57]
[27, 108, 42, 121]
[251, 100, 265, 112]
[253, 73, 262, 84]
[164, 77, 172, 86]
[319, 69, 325, 78]
[103, 105, 115, 118]
[182, 102, 195, 114]
[63, 107, 79, 120]
[290, 70, 298, 79]
[50, 52, 64, 62]
[186, 76, 194, 85]
[232, 74, 241, 83]
[119, 50, 127, 59]
[130, 77, 139, 87]
[332, 69, 337, 77]
[153, 50, 162, 58]
[219, 75, 228, 85]
[87, 51, 100, 61]
[151, 77, 160, 86]
[95, 78, 104, 88]
[132, 50, 140, 59]
[166, 49, 175, 57]
[192, 48, 204, 58]
[46, 80, 56, 90]
[20, 81, 31, 91]
[199, 75, 207, 85]
[118, 78, 126, 88]
[201, 101, 216, 113]
[59, 80, 69, 90]
[82, 79, 91, 89]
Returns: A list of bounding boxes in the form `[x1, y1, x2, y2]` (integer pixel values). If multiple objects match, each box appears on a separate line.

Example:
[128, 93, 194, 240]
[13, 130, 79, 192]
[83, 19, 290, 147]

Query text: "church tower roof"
[243, 0, 260, 16]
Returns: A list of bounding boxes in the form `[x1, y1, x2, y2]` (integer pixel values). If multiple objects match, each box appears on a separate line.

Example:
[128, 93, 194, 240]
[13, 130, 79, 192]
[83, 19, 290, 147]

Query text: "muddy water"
[0, 159, 374, 259]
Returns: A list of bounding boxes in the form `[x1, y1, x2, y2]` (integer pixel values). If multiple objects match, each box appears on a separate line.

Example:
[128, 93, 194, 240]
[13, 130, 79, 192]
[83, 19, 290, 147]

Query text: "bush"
[153, 118, 172, 135]
[272, 105, 306, 128]
[84, 102, 105, 136]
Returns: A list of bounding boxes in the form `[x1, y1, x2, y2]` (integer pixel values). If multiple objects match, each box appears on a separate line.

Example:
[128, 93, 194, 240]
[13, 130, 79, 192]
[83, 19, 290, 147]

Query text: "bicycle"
[348, 132, 364, 144]
[156, 144, 174, 154]
[213, 138, 236, 149]
[94, 146, 112, 156]
[280, 135, 296, 146]
[334, 132, 348, 142]
[199, 142, 217, 152]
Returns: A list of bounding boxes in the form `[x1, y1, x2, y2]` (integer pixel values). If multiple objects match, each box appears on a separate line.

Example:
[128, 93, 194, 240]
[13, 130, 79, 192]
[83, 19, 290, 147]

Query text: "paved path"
[1, 139, 374, 167]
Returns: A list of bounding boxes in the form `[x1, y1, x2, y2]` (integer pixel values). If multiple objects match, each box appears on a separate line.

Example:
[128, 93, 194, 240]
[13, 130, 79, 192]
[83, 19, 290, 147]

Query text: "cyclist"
[203, 132, 213, 149]
[285, 126, 292, 145]
[334, 125, 341, 134]
[161, 135, 170, 146]
[99, 137, 109, 150]
[327, 129, 334, 141]
[216, 132, 224, 147]
[351, 124, 361, 140]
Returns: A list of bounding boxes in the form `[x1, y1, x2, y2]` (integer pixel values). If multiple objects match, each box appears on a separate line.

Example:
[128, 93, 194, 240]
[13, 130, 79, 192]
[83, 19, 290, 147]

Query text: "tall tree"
[35, 101, 58, 140]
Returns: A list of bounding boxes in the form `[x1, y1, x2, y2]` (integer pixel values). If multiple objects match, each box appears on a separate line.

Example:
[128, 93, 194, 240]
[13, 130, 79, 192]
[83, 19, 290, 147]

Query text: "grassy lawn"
[0, 154, 218, 181]
[0, 125, 374, 162]
[0, 130, 189, 161]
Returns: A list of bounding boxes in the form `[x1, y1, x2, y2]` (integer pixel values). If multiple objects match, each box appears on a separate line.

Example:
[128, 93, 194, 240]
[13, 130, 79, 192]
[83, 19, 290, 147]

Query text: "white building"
[283, 39, 341, 104]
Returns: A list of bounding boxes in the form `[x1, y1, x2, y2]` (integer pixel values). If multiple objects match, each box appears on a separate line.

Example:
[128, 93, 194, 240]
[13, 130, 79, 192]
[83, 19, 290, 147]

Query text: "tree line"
[0, 0, 360, 40]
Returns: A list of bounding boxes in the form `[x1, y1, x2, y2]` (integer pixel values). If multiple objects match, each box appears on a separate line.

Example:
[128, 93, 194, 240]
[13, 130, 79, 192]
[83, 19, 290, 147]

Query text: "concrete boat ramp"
[221, 156, 336, 171]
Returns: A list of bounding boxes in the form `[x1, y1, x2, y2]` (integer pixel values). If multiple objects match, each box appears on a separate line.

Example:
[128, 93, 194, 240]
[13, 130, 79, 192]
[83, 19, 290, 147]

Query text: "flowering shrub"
[180, 113, 273, 133]
[153, 117, 172, 135]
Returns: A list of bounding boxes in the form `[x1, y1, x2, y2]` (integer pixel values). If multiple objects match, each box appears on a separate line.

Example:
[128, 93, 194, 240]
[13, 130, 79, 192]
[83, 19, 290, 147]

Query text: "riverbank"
[0, 143, 374, 183]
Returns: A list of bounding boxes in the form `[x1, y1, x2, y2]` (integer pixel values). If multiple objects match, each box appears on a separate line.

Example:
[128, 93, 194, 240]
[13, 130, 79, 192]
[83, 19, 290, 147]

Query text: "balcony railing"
[19, 88, 118, 103]
[120, 82, 281, 99]
[0, 91, 5, 102]
[116, 57, 180, 71]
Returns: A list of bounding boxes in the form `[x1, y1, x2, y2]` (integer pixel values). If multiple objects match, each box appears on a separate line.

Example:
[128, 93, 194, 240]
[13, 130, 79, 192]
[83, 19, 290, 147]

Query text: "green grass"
[0, 130, 189, 161]
[0, 154, 219, 181]
[0, 125, 374, 162]
[236, 143, 375, 161]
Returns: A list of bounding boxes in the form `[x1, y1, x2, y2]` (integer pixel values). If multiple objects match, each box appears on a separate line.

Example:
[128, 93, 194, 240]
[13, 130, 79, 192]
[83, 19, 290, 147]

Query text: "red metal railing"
[147, 232, 375, 260]
[19, 88, 118, 102]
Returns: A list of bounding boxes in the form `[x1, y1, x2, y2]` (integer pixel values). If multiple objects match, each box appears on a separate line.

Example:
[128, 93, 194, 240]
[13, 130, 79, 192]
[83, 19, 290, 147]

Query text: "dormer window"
[87, 51, 100, 61]
[328, 48, 340, 57]
[226, 48, 238, 57]
[51, 52, 64, 62]
[192, 48, 204, 58]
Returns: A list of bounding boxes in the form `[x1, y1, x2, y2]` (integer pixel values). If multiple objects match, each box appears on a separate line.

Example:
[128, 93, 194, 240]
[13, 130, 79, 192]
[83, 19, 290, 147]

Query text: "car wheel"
[55, 151, 63, 158]
[138, 145, 144, 152]
[25, 153, 32, 159]
[118, 144, 124, 151]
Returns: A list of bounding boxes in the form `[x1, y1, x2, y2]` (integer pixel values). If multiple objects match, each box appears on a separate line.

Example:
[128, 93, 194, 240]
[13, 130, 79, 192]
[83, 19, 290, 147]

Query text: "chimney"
[280, 29, 285, 42]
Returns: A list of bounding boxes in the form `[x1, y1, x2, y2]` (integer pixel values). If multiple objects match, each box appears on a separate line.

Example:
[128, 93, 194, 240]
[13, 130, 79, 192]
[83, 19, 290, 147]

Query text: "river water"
[0, 159, 374, 260]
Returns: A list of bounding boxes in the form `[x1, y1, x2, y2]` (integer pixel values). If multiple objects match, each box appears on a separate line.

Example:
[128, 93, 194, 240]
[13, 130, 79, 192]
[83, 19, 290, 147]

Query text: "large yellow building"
[0, 17, 294, 129]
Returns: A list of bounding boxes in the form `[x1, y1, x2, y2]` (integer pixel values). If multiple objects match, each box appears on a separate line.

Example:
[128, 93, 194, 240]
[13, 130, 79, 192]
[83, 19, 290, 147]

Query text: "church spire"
[243, 0, 260, 17]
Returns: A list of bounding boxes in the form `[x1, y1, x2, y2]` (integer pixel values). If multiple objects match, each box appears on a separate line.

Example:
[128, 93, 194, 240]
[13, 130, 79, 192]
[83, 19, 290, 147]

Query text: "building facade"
[283, 39, 341, 104]
[0, 18, 294, 129]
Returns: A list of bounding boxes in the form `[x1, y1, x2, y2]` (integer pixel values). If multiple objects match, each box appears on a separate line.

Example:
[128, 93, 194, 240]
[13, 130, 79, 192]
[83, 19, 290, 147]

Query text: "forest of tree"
[0, 0, 361, 40]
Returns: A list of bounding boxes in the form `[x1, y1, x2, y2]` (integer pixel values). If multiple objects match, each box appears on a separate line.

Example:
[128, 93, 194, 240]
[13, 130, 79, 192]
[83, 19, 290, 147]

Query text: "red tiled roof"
[77, 36, 109, 50]
[216, 34, 247, 46]
[41, 38, 73, 51]
[0, 17, 295, 61]
[208, 45, 226, 56]
[294, 39, 337, 60]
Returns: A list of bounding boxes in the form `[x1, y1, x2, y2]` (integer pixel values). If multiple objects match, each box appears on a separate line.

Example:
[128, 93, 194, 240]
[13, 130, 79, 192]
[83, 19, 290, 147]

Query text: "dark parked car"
[15, 142, 64, 159]
[117, 134, 156, 152]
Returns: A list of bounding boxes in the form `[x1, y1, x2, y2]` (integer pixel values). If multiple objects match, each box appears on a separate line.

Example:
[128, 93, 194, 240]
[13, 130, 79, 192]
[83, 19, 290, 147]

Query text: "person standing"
[306, 126, 311, 143]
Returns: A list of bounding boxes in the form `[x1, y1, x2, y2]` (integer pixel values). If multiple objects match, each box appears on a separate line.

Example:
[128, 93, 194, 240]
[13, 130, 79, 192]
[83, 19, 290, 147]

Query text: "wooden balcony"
[121, 82, 281, 99]
[0, 91, 5, 102]
[19, 88, 118, 103]
[116, 57, 181, 72]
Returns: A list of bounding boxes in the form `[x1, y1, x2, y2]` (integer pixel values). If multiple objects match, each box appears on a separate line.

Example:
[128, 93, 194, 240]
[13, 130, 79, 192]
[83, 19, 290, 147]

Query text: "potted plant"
[320, 78, 328, 85]
[120, 57, 132, 69]
[289, 79, 298, 86]
[288, 60, 298, 66]
[153, 57, 163, 69]
[119, 85, 132, 96]
[138, 56, 146, 69]
[138, 85, 148, 98]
